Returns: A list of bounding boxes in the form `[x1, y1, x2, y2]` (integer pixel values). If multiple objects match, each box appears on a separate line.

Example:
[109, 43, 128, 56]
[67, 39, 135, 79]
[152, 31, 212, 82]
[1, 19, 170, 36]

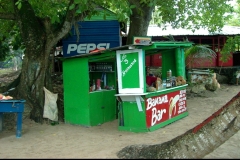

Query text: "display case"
[89, 62, 115, 91]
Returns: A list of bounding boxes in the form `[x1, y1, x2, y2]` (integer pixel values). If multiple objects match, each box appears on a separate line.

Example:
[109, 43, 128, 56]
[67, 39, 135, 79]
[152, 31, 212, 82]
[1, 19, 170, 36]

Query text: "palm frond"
[185, 44, 217, 68]
[185, 44, 216, 59]
[163, 34, 175, 41]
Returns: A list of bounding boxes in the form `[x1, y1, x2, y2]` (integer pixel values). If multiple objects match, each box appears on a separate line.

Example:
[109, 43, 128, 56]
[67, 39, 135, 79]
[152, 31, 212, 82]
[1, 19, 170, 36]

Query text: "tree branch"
[48, 0, 90, 47]
[0, 12, 15, 20]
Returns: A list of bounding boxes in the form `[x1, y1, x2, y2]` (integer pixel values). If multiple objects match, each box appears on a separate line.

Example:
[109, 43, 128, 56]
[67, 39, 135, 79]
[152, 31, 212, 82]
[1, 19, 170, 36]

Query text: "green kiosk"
[63, 51, 118, 126]
[63, 41, 192, 132]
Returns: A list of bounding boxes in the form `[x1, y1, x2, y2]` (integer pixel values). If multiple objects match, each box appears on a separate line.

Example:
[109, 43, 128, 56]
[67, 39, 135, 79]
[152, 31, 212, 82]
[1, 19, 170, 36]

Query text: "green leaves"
[70, 0, 87, 10]
[226, 0, 240, 26]
[50, 15, 60, 24]
[185, 45, 216, 59]
[0, 40, 10, 61]
[153, 0, 233, 33]
[15, 0, 22, 9]
[220, 36, 240, 62]
[74, 0, 82, 3]
[130, 5, 135, 9]
[76, 9, 82, 14]
[69, 4, 75, 10]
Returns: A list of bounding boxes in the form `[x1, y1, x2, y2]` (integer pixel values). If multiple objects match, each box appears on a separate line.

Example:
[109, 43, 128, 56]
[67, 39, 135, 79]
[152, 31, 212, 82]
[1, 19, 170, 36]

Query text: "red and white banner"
[145, 89, 187, 128]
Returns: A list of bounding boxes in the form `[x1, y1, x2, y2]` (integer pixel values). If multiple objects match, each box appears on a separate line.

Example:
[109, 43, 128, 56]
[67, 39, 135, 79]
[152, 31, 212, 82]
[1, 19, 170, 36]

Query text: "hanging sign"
[133, 36, 152, 45]
[116, 49, 145, 93]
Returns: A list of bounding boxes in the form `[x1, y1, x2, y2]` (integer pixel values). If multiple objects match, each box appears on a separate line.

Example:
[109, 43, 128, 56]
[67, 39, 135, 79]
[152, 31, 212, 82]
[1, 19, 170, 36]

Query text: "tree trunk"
[127, 0, 154, 45]
[13, 0, 53, 123]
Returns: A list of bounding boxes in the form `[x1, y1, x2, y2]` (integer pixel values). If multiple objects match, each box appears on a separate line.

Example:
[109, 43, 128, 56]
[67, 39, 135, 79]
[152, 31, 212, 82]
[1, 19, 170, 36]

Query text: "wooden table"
[0, 99, 26, 138]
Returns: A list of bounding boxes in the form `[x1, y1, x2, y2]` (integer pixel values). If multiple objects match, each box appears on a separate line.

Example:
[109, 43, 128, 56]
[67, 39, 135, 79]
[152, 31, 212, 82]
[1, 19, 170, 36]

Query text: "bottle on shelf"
[162, 79, 166, 89]
[167, 69, 172, 78]
[166, 69, 172, 88]
[96, 79, 101, 90]
[172, 76, 177, 87]
[166, 77, 172, 88]
[92, 79, 96, 91]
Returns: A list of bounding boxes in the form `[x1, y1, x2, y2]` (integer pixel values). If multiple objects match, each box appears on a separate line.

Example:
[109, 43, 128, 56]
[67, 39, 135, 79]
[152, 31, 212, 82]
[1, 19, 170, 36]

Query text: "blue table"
[0, 99, 26, 138]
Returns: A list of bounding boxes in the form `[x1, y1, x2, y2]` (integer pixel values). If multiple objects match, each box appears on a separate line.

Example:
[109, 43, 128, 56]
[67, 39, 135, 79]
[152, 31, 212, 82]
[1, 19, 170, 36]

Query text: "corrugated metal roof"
[146, 25, 240, 36]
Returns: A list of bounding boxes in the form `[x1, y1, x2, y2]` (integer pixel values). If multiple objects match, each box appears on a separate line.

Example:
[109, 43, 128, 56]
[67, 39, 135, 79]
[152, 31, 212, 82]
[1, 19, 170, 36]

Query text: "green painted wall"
[63, 57, 90, 126]
[162, 49, 177, 79]
[89, 90, 116, 126]
[118, 101, 148, 132]
[161, 47, 186, 79]
[63, 56, 117, 126]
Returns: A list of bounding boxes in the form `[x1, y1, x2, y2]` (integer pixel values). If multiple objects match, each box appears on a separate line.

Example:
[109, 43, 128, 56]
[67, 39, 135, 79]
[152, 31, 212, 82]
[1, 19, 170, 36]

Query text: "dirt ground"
[0, 71, 240, 158]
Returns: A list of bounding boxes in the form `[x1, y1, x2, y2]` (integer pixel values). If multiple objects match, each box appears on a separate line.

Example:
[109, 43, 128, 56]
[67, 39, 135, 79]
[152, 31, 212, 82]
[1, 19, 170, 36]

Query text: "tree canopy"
[154, 0, 233, 32]
[226, 0, 240, 26]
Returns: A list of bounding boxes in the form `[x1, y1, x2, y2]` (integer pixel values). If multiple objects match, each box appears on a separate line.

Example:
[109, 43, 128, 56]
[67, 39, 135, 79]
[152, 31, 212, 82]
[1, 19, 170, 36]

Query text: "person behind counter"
[146, 67, 162, 91]
[146, 67, 157, 87]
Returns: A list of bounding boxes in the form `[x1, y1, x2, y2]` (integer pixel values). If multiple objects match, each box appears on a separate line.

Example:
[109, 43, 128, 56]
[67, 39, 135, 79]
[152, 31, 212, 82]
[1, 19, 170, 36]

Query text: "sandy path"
[0, 84, 240, 158]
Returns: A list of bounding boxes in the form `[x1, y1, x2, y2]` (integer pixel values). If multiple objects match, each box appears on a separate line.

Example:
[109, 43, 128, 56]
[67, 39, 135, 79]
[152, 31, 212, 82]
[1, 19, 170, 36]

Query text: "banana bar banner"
[145, 89, 187, 128]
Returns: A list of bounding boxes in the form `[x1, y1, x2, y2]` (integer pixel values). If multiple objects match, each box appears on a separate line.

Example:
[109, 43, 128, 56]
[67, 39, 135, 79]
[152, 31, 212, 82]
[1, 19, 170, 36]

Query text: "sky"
[229, 0, 237, 7]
